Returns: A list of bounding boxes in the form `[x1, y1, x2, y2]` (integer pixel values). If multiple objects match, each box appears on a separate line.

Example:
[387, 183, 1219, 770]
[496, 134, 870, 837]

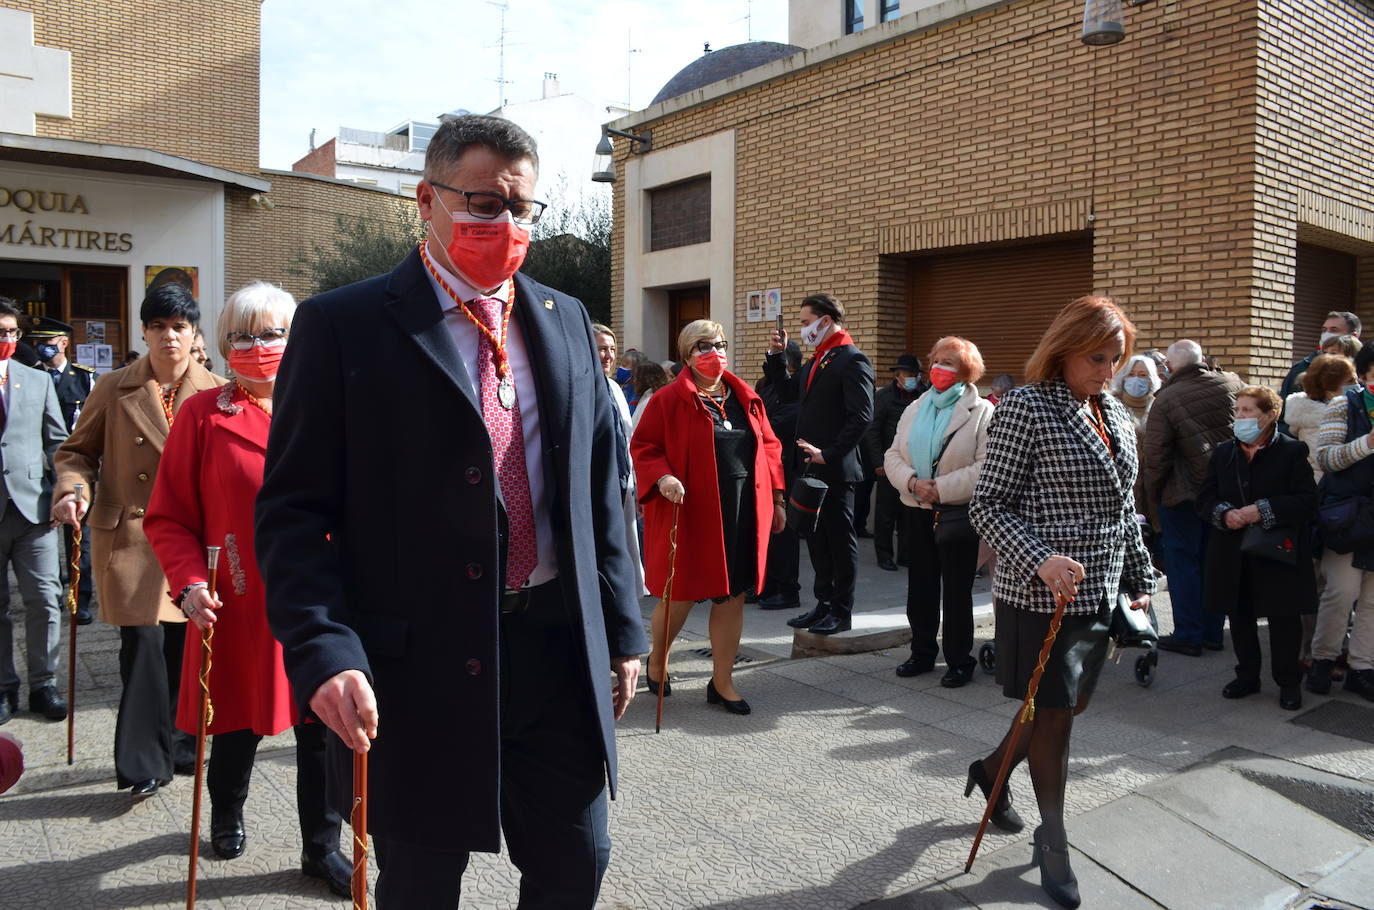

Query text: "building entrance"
[0, 259, 128, 367]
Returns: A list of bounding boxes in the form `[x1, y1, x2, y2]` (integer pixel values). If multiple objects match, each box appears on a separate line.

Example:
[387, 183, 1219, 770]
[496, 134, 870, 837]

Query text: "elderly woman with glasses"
[142, 282, 350, 896]
[631, 319, 785, 715]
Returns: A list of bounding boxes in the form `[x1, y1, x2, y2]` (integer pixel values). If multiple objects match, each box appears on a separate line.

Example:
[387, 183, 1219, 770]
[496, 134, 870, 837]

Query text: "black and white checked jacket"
[970, 379, 1157, 615]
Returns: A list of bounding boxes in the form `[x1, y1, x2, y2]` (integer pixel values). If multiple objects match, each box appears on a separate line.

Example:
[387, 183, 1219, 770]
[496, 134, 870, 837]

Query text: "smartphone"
[775, 314, 785, 337]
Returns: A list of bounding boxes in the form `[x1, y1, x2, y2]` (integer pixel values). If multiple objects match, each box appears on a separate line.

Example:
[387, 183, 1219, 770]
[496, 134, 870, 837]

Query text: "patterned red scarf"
[806, 328, 854, 390]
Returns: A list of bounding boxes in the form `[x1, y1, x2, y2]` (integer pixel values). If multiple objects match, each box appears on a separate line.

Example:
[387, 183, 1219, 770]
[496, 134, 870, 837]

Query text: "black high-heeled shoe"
[1032, 826, 1081, 909]
[706, 679, 751, 715]
[645, 676, 671, 697]
[964, 759, 1025, 832]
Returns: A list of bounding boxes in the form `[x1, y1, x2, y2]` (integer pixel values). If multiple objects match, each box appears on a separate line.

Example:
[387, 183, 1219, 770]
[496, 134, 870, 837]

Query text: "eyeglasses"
[694, 340, 729, 354]
[430, 181, 547, 225]
[0, 328, 21, 340]
[226, 328, 288, 351]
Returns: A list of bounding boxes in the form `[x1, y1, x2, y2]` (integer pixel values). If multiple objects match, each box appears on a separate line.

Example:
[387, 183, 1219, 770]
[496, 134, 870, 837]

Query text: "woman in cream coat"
[884, 336, 993, 687]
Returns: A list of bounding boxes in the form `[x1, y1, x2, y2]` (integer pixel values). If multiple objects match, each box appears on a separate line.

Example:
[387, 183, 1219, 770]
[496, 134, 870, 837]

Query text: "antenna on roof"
[487, 0, 513, 109]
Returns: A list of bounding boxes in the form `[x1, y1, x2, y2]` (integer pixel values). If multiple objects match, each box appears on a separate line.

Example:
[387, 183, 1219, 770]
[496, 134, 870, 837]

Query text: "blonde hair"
[928, 336, 985, 384]
[218, 282, 296, 360]
[1025, 295, 1136, 384]
[677, 319, 726, 364]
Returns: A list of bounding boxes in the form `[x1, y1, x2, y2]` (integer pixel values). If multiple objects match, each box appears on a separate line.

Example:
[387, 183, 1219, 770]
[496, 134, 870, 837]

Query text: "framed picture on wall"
[746, 290, 763, 323]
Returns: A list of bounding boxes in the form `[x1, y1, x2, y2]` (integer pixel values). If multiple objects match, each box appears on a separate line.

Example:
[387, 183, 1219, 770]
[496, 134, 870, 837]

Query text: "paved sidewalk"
[2, 555, 1373, 908]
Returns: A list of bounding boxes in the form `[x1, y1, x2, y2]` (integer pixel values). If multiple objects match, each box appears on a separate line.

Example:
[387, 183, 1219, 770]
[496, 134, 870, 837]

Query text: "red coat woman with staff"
[144, 282, 350, 897]
[632, 319, 786, 715]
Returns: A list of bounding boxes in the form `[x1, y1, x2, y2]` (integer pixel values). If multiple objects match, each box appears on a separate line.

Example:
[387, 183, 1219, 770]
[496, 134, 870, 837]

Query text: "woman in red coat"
[144, 282, 350, 896]
[632, 319, 786, 715]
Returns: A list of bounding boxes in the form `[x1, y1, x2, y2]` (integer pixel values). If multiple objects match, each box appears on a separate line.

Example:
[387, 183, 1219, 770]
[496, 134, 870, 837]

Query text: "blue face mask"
[1234, 417, 1263, 444]
[614, 366, 632, 384]
[36, 344, 59, 362]
[902, 377, 918, 392]
[1122, 376, 1151, 399]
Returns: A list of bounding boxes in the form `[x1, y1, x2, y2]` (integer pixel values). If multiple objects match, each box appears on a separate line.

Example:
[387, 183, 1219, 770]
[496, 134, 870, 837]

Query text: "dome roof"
[650, 41, 802, 107]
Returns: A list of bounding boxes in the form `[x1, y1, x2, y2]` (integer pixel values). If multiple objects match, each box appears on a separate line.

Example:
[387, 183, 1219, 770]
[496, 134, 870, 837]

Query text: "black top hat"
[893, 354, 921, 373]
[22, 315, 75, 339]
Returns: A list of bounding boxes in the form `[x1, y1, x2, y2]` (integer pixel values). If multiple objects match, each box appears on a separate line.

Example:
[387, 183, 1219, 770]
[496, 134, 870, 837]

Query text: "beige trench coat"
[883, 384, 994, 509]
[54, 357, 227, 626]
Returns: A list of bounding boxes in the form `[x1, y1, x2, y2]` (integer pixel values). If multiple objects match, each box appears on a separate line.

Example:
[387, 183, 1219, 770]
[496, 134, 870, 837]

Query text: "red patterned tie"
[470, 295, 538, 590]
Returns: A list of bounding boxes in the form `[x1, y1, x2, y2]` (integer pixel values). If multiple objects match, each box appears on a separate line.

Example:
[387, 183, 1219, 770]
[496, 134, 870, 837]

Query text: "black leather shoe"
[1344, 668, 1374, 701]
[705, 679, 751, 715]
[75, 606, 94, 626]
[129, 778, 164, 799]
[1157, 634, 1202, 657]
[211, 809, 246, 859]
[1032, 826, 1081, 909]
[758, 593, 801, 611]
[965, 759, 1024, 832]
[0, 699, 10, 726]
[895, 657, 935, 678]
[878, 558, 898, 572]
[645, 675, 672, 697]
[302, 849, 353, 898]
[1306, 659, 1333, 695]
[787, 603, 829, 628]
[28, 685, 67, 721]
[1279, 686, 1302, 711]
[940, 664, 975, 688]
[808, 612, 851, 635]
[1202, 640, 1225, 651]
[1222, 677, 1261, 699]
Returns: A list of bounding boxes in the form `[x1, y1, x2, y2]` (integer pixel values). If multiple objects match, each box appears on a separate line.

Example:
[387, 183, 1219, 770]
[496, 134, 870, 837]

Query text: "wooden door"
[668, 286, 710, 359]
[62, 266, 127, 369]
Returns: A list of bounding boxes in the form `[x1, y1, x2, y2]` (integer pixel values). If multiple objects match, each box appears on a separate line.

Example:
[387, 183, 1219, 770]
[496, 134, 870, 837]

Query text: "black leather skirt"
[994, 597, 1111, 710]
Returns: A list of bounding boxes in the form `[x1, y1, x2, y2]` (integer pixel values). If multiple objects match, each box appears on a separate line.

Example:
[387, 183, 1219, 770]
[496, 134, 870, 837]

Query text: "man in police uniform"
[26, 317, 94, 625]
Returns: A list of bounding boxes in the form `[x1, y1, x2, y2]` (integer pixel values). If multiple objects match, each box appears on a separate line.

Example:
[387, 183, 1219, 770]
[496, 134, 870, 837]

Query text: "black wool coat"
[1197, 434, 1317, 617]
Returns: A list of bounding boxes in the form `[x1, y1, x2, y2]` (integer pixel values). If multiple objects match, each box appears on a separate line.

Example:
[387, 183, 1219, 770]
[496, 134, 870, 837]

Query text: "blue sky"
[259, 0, 788, 169]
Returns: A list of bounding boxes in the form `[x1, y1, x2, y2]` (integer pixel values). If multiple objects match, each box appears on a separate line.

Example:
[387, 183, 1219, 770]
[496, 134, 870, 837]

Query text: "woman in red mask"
[632, 319, 786, 715]
[143, 282, 351, 896]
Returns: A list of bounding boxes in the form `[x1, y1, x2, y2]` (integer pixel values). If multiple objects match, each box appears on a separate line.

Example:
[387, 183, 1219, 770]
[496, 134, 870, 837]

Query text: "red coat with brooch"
[632, 368, 785, 602]
[145, 384, 297, 736]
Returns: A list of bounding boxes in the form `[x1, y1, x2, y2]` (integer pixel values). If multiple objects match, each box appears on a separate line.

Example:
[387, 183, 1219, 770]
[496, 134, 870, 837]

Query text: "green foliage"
[288, 202, 423, 295]
[520, 190, 611, 325]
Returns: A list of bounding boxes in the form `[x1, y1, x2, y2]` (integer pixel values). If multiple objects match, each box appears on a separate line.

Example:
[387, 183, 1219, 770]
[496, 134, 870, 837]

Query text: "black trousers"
[873, 478, 908, 564]
[60, 524, 92, 611]
[209, 724, 341, 859]
[1230, 612, 1303, 688]
[853, 478, 874, 533]
[763, 524, 801, 600]
[807, 482, 858, 613]
[374, 586, 610, 909]
[906, 507, 979, 669]
[114, 622, 196, 787]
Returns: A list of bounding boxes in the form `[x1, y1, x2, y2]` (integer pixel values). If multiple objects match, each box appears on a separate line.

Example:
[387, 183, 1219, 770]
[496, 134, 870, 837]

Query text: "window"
[352, 178, 378, 186]
[649, 177, 711, 251]
[880, 0, 900, 22]
[845, 0, 863, 35]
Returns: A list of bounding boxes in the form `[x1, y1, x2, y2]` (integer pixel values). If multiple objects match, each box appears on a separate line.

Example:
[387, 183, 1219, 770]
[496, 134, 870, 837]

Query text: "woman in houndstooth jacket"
[968, 296, 1157, 910]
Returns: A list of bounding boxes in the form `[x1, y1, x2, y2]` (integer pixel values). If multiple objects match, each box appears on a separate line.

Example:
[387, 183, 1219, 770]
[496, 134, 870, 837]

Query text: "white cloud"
[259, 0, 788, 169]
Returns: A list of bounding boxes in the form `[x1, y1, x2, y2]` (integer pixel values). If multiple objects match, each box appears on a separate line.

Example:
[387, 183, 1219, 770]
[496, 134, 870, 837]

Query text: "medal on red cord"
[420, 243, 518, 410]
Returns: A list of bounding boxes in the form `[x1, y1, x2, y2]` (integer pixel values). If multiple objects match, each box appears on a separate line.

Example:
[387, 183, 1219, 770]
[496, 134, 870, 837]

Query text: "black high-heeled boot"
[964, 759, 1025, 832]
[1032, 826, 1080, 909]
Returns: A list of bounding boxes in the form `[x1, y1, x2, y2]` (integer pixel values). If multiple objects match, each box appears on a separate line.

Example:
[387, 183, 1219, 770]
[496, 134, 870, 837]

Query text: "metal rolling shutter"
[1293, 242, 1357, 360]
[905, 236, 1092, 382]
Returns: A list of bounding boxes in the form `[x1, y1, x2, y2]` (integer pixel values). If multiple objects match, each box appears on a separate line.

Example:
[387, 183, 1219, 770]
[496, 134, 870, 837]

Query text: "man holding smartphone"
[763, 294, 874, 634]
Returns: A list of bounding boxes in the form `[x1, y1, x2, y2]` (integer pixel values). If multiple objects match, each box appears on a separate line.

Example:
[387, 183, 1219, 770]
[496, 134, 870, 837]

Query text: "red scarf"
[806, 328, 854, 391]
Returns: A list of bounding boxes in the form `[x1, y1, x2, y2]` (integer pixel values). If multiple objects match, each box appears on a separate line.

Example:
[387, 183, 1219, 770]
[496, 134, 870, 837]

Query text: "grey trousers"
[0, 499, 63, 693]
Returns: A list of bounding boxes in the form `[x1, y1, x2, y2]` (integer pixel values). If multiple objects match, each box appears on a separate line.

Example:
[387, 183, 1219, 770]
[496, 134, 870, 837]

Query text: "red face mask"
[929, 364, 959, 393]
[229, 341, 286, 382]
[694, 349, 727, 381]
[0, 341, 14, 361]
[434, 196, 530, 290]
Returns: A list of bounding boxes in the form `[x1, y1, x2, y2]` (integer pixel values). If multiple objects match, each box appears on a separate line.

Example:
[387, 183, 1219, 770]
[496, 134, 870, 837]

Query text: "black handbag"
[786, 468, 829, 535]
[1108, 591, 1158, 649]
[932, 504, 977, 547]
[1317, 496, 1374, 554]
[1240, 524, 1299, 565]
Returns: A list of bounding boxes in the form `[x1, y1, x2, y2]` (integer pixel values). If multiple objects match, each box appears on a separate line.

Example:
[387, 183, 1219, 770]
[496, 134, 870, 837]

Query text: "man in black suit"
[256, 115, 646, 909]
[756, 340, 803, 611]
[764, 293, 874, 634]
[27, 318, 94, 624]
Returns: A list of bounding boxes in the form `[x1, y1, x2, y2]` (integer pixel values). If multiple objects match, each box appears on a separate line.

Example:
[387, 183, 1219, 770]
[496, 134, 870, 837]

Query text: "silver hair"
[218, 281, 296, 360]
[1111, 353, 1162, 394]
[1166, 339, 1203, 368]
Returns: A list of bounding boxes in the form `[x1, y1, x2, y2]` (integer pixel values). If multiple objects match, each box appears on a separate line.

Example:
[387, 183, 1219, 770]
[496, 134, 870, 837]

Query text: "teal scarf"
[910, 383, 966, 480]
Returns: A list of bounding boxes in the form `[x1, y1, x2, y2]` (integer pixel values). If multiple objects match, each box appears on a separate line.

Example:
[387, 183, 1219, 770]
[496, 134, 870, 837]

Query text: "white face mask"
[1320, 331, 1339, 347]
[800, 318, 829, 348]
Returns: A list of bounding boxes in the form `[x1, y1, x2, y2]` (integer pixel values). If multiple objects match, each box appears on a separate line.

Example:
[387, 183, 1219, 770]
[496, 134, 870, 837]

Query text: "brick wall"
[15, 0, 261, 175]
[612, 0, 1374, 386]
[290, 138, 337, 178]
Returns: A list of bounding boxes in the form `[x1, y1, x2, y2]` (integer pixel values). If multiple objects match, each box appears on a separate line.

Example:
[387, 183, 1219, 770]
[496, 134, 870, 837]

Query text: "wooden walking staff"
[65, 483, 84, 765]
[654, 503, 681, 734]
[352, 750, 369, 909]
[186, 544, 221, 910]
[964, 589, 1070, 874]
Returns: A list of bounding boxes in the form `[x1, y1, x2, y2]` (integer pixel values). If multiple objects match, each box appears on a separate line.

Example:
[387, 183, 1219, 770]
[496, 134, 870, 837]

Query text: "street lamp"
[1081, 0, 1126, 45]
[591, 126, 652, 183]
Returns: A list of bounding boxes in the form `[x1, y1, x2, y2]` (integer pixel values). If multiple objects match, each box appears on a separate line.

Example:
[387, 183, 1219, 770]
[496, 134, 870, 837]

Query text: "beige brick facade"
[611, 0, 1374, 386]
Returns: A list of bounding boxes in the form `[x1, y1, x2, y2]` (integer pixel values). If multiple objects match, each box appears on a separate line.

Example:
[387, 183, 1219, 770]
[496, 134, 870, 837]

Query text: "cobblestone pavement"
[2, 554, 1373, 908]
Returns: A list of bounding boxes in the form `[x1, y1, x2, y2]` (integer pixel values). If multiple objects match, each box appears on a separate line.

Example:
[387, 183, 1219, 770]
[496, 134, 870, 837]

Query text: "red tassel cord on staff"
[65, 483, 84, 766]
[186, 544, 220, 909]
[964, 589, 1070, 873]
[655, 503, 681, 734]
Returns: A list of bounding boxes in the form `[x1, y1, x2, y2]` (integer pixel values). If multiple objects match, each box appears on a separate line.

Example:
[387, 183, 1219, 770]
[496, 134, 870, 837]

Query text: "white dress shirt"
[422, 241, 558, 587]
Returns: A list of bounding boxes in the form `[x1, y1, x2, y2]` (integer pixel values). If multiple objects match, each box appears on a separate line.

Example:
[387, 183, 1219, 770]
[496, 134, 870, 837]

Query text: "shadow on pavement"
[0, 787, 135, 823]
